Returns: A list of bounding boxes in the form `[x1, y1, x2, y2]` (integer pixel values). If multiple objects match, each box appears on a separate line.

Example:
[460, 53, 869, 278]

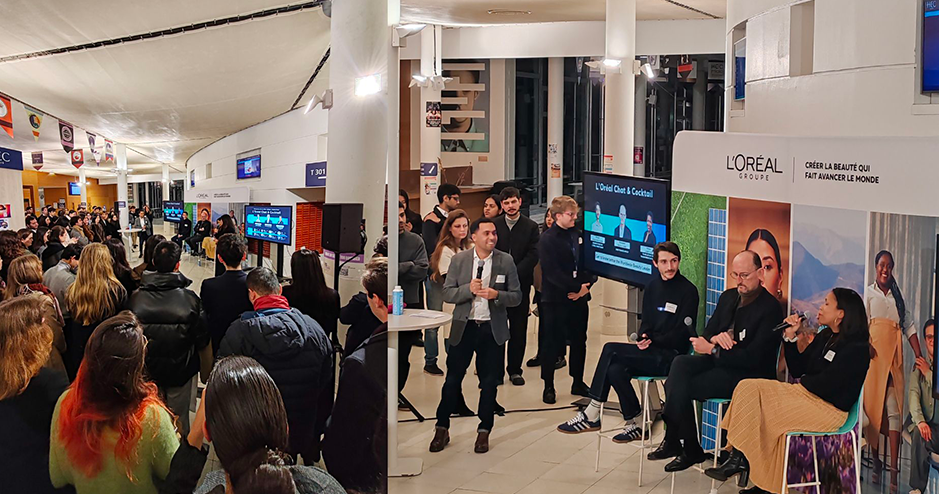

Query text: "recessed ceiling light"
[487, 9, 531, 16]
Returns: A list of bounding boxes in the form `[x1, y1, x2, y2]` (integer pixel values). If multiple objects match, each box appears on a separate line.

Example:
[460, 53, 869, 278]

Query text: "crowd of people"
[399, 185, 875, 494]
[0, 204, 388, 494]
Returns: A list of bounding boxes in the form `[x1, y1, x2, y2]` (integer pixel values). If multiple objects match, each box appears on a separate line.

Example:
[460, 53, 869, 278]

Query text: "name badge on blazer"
[824, 350, 836, 362]
[739, 329, 746, 341]
[664, 303, 678, 313]
[496, 274, 506, 283]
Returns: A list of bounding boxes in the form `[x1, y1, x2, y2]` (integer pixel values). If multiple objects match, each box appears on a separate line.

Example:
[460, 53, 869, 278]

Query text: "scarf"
[17, 283, 65, 326]
[253, 294, 291, 311]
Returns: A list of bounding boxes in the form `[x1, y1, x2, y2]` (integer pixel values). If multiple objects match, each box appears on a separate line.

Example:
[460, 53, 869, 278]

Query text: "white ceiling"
[400, 0, 726, 24]
[0, 1, 330, 179]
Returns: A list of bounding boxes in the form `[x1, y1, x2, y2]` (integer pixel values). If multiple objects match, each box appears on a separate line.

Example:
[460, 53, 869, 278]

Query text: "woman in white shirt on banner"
[864, 249, 924, 491]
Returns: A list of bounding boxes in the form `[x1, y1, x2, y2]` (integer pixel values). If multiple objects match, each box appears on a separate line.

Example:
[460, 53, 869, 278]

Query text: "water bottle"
[392, 286, 404, 316]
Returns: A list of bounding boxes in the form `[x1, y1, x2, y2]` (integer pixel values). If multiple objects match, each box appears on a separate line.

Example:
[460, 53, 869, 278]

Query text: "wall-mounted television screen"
[925, 1, 939, 92]
[163, 201, 184, 223]
[244, 205, 292, 245]
[237, 155, 261, 179]
[68, 182, 81, 196]
[582, 172, 670, 288]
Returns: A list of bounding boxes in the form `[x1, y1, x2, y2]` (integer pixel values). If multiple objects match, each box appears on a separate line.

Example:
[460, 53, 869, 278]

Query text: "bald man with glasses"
[648, 250, 784, 473]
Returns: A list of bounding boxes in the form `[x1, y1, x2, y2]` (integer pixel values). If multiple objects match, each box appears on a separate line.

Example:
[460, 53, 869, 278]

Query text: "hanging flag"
[0, 94, 12, 139]
[104, 138, 115, 163]
[59, 121, 74, 153]
[86, 132, 99, 165]
[70, 149, 84, 168]
[31, 152, 43, 171]
[24, 106, 43, 141]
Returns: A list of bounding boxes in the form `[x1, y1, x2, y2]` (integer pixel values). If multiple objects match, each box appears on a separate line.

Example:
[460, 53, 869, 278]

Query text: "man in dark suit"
[430, 217, 522, 454]
[493, 187, 539, 386]
[200, 233, 254, 357]
[615, 204, 632, 240]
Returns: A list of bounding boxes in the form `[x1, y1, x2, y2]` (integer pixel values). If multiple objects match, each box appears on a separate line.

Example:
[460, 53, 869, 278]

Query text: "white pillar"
[161, 163, 170, 201]
[546, 57, 564, 202]
[634, 75, 647, 177]
[116, 144, 129, 228]
[78, 167, 88, 207]
[419, 25, 442, 217]
[601, 0, 637, 337]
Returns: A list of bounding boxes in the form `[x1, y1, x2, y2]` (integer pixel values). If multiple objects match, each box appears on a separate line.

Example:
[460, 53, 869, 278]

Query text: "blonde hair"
[0, 295, 52, 400]
[4, 254, 43, 300]
[66, 243, 125, 326]
[548, 196, 579, 220]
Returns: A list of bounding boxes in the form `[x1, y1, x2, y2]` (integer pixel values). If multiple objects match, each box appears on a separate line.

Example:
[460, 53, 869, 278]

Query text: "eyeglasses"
[926, 334, 935, 341]
[730, 269, 759, 281]
[560, 211, 577, 218]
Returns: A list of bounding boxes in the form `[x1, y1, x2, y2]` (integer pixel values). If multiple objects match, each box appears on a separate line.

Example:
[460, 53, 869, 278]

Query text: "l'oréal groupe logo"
[726, 154, 783, 181]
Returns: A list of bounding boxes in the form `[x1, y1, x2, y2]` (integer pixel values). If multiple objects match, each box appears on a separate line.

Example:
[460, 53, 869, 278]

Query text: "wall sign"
[305, 161, 327, 187]
[184, 186, 250, 203]
[0, 146, 23, 171]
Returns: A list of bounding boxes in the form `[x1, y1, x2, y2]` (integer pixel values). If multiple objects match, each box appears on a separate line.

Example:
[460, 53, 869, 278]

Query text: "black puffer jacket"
[219, 307, 334, 462]
[129, 272, 208, 388]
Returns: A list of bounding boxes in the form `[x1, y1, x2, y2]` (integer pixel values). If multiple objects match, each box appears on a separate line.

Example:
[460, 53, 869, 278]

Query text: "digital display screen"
[68, 182, 81, 196]
[582, 172, 670, 288]
[244, 205, 292, 245]
[925, 1, 939, 92]
[163, 201, 184, 223]
[237, 155, 261, 179]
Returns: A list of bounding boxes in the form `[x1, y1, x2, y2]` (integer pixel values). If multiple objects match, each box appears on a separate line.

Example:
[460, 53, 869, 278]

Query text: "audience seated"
[323, 257, 388, 493]
[282, 248, 340, 339]
[132, 234, 166, 283]
[161, 356, 346, 494]
[104, 238, 139, 296]
[63, 244, 127, 380]
[5, 255, 67, 372]
[218, 267, 334, 463]
[43, 244, 82, 320]
[0, 296, 72, 494]
[42, 226, 71, 272]
[200, 234, 253, 357]
[50, 311, 178, 494]
[129, 241, 210, 436]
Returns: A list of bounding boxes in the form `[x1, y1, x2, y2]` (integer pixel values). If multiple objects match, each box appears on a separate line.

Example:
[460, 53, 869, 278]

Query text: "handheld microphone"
[772, 312, 811, 332]
[684, 316, 696, 337]
[476, 260, 485, 279]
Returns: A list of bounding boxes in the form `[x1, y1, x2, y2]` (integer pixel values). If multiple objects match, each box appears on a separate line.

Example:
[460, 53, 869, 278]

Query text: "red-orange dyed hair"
[57, 311, 172, 480]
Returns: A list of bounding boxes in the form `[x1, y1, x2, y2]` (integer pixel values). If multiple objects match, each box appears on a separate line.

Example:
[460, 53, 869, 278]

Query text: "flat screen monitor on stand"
[244, 205, 293, 277]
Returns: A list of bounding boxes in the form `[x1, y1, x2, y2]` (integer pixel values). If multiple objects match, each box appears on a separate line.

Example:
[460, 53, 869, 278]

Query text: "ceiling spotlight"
[585, 59, 621, 74]
[409, 74, 452, 90]
[304, 89, 334, 114]
[602, 58, 622, 68]
[354, 73, 382, 97]
[641, 63, 656, 79]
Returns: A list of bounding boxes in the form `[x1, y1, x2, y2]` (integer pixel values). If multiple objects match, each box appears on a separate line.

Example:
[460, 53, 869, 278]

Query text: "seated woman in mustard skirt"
[704, 288, 872, 494]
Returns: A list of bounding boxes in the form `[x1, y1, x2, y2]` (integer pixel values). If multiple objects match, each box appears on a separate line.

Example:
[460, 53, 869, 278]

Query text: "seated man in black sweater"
[557, 241, 698, 442]
[649, 250, 783, 472]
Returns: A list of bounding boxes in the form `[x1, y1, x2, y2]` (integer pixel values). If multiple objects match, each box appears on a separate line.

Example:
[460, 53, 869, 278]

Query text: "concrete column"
[78, 167, 88, 207]
[692, 56, 708, 130]
[634, 75, 647, 177]
[419, 25, 442, 217]
[601, 0, 637, 337]
[116, 144, 129, 229]
[161, 163, 170, 201]
[546, 57, 564, 202]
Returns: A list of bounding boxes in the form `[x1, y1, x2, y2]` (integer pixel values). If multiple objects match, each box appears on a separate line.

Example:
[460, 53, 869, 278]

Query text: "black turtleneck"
[784, 327, 870, 411]
[639, 270, 699, 354]
[704, 286, 784, 379]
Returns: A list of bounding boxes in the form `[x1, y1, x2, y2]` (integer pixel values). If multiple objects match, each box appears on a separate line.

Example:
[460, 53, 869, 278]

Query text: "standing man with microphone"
[556, 242, 698, 442]
[649, 250, 783, 472]
[430, 217, 522, 454]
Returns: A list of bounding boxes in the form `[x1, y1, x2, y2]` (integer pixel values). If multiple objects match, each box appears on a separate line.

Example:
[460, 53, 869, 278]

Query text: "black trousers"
[436, 321, 501, 432]
[540, 299, 589, 388]
[589, 343, 675, 420]
[185, 234, 206, 252]
[662, 354, 748, 457]
[505, 285, 531, 376]
[910, 422, 939, 491]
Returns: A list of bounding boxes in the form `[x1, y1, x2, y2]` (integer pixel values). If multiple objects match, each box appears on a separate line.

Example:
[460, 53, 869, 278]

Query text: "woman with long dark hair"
[105, 238, 138, 296]
[50, 311, 177, 493]
[705, 288, 872, 494]
[105, 213, 121, 241]
[212, 215, 239, 277]
[132, 234, 166, 283]
[31, 226, 49, 258]
[282, 249, 340, 338]
[864, 249, 922, 489]
[0, 295, 70, 494]
[42, 226, 71, 272]
[0, 230, 25, 282]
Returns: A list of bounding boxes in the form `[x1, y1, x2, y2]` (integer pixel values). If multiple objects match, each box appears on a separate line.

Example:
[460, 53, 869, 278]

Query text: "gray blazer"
[443, 248, 522, 346]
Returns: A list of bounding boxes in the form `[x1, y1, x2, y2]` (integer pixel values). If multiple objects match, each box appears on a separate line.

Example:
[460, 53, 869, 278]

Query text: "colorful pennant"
[24, 106, 43, 141]
[70, 149, 84, 168]
[31, 152, 43, 171]
[87, 132, 99, 165]
[59, 121, 74, 153]
[0, 95, 12, 139]
[104, 138, 115, 163]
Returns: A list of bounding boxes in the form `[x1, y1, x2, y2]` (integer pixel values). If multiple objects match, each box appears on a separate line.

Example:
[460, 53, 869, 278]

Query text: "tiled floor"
[390, 282, 904, 494]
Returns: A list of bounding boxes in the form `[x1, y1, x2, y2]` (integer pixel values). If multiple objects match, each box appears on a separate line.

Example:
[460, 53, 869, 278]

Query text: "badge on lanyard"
[739, 329, 746, 341]
[824, 350, 836, 362]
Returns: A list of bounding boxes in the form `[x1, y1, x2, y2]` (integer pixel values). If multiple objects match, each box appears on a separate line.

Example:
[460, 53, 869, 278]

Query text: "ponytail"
[228, 448, 295, 494]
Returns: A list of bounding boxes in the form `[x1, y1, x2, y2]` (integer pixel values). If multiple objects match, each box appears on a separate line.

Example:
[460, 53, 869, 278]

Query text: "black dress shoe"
[664, 452, 712, 473]
[647, 440, 682, 461]
[452, 402, 476, 417]
[705, 449, 749, 484]
[526, 356, 540, 367]
[739, 487, 771, 494]
[510, 374, 525, 386]
[555, 356, 567, 369]
[570, 381, 590, 397]
[543, 387, 557, 404]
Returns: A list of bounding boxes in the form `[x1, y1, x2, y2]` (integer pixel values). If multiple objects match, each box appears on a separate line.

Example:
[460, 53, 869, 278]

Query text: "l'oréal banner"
[184, 186, 249, 203]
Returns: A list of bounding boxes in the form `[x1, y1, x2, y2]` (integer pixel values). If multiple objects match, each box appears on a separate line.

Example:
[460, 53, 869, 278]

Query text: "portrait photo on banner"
[727, 197, 791, 313]
[440, 59, 490, 153]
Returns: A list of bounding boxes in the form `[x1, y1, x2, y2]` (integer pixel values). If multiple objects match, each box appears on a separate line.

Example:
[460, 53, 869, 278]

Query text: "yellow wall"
[21, 170, 117, 210]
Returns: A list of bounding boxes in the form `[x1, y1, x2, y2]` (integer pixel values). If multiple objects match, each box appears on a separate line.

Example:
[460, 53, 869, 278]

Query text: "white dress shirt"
[865, 282, 916, 337]
[469, 248, 493, 321]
